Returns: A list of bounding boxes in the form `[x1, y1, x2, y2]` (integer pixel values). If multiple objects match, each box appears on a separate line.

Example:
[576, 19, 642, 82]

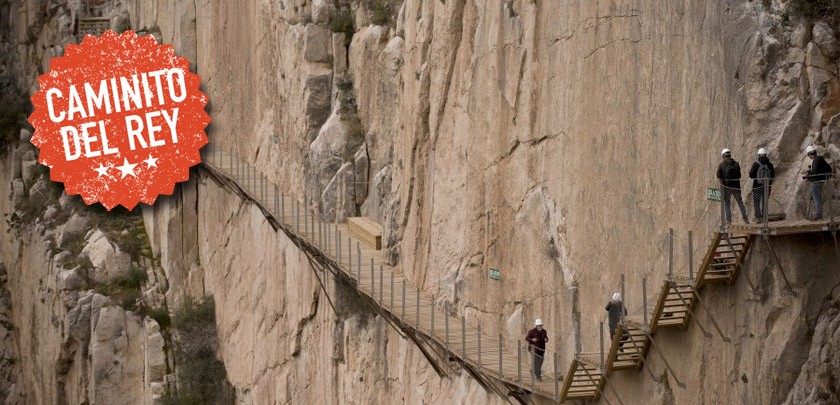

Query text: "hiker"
[605, 293, 627, 340]
[717, 148, 749, 224]
[803, 145, 833, 220]
[749, 148, 775, 221]
[525, 319, 549, 381]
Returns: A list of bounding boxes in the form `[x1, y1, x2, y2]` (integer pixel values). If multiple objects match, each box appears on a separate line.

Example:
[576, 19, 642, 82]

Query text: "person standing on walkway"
[749, 148, 775, 221]
[605, 292, 627, 341]
[525, 319, 549, 381]
[717, 148, 749, 224]
[804, 145, 833, 220]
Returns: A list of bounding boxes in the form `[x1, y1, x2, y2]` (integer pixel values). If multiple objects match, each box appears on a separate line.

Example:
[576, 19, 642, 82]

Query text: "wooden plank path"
[200, 149, 562, 401]
[726, 216, 840, 235]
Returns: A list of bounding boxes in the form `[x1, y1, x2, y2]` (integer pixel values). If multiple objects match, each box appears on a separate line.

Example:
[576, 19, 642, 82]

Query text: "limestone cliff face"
[2, 0, 840, 404]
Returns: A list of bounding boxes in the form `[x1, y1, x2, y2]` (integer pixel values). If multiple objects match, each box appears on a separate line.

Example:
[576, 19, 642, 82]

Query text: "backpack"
[724, 161, 740, 180]
[756, 162, 771, 185]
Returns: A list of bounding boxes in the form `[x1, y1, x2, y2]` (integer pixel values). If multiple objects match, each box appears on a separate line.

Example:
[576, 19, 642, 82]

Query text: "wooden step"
[569, 384, 598, 394]
[566, 392, 599, 399]
[703, 272, 732, 280]
[657, 318, 686, 326]
[570, 381, 598, 387]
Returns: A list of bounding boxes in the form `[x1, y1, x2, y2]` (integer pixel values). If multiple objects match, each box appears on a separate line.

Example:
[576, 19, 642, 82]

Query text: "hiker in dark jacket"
[717, 148, 749, 224]
[605, 292, 627, 340]
[749, 148, 776, 221]
[804, 145, 833, 220]
[525, 319, 549, 381]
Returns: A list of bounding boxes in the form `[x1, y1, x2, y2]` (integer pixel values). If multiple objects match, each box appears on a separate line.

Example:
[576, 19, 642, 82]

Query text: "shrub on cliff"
[164, 296, 231, 405]
[789, 0, 840, 24]
[329, 7, 355, 48]
[0, 76, 30, 153]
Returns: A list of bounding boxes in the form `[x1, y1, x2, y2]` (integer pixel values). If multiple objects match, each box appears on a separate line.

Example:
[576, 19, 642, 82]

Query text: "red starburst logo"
[29, 30, 209, 210]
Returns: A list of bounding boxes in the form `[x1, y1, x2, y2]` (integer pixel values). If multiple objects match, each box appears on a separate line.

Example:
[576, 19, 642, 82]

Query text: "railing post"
[462, 317, 466, 357]
[642, 276, 649, 330]
[668, 228, 674, 280]
[554, 352, 560, 401]
[370, 258, 375, 296]
[620, 274, 625, 307]
[273, 185, 278, 217]
[390, 272, 394, 309]
[416, 289, 420, 329]
[599, 320, 605, 370]
[348, 238, 353, 277]
[379, 265, 383, 302]
[431, 295, 435, 334]
[477, 324, 482, 367]
[356, 242, 361, 281]
[445, 311, 450, 349]
[764, 174, 770, 230]
[499, 334, 503, 379]
[347, 236, 352, 274]
[517, 341, 522, 385]
[688, 231, 694, 282]
[337, 230, 342, 266]
[827, 178, 834, 229]
[720, 185, 726, 232]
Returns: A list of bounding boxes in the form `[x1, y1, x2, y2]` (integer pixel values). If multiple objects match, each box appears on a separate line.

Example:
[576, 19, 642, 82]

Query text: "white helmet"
[535, 319, 543, 326]
[806, 145, 816, 154]
[721, 148, 731, 156]
[757, 148, 767, 156]
[612, 292, 622, 301]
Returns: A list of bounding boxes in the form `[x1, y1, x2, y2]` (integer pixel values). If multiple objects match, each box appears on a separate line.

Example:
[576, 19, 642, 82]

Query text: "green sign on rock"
[706, 188, 721, 202]
[489, 268, 500, 280]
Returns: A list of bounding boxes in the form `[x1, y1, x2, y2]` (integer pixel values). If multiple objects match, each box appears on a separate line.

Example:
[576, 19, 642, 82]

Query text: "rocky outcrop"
[0, 141, 169, 404]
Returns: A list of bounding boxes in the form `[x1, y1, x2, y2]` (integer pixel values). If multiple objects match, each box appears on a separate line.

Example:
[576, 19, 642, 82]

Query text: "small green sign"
[706, 188, 721, 202]
[271, 134, 279, 144]
[489, 268, 500, 280]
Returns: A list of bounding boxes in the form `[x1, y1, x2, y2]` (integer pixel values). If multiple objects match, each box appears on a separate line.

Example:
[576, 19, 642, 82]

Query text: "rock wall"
[2, 0, 840, 404]
[0, 140, 168, 404]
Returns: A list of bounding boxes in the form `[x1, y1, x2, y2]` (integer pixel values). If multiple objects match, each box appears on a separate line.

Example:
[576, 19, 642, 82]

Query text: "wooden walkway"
[200, 149, 561, 401]
[201, 147, 838, 403]
[726, 216, 840, 235]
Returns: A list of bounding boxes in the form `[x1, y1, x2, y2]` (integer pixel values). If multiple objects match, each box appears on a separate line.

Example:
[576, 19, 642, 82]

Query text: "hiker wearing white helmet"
[605, 292, 627, 341]
[749, 148, 775, 221]
[716, 149, 749, 224]
[803, 145, 833, 220]
[525, 319, 549, 381]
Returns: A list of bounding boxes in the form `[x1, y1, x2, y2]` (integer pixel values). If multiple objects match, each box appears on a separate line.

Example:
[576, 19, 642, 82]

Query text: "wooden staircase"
[560, 358, 605, 401]
[559, 232, 755, 402]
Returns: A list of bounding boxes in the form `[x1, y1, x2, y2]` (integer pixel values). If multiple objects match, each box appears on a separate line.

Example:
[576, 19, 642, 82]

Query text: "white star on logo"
[115, 158, 138, 179]
[93, 163, 109, 178]
[143, 154, 158, 168]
